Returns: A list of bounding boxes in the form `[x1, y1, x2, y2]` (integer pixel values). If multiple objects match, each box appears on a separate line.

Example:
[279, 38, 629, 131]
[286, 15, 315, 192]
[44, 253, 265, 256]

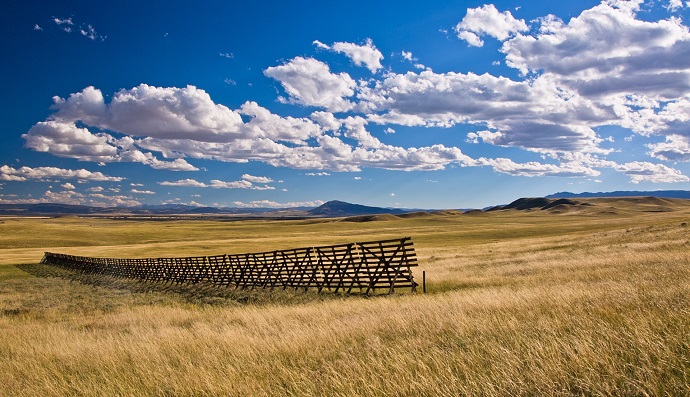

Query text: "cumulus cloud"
[502, 2, 690, 93]
[22, 84, 253, 170]
[28, 82, 478, 173]
[87, 193, 142, 207]
[362, 70, 607, 154]
[666, 0, 689, 11]
[614, 161, 689, 183]
[314, 39, 383, 73]
[264, 57, 356, 111]
[22, 2, 690, 188]
[43, 190, 84, 205]
[232, 199, 325, 208]
[0, 165, 123, 182]
[647, 135, 690, 161]
[158, 177, 274, 190]
[0, 188, 141, 207]
[477, 157, 600, 178]
[158, 179, 207, 187]
[455, 4, 528, 47]
[401, 51, 417, 62]
[241, 174, 273, 184]
[131, 189, 155, 194]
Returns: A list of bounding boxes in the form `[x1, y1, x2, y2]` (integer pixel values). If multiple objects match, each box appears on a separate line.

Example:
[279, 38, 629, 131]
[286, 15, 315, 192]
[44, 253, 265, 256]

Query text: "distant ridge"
[308, 200, 405, 217]
[546, 190, 690, 199]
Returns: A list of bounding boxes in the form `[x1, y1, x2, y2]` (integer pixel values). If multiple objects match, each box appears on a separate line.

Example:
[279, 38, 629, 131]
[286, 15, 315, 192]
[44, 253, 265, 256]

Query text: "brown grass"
[0, 198, 689, 395]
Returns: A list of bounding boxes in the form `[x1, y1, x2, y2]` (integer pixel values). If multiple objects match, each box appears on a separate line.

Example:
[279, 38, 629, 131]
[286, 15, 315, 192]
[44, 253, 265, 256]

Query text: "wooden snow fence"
[41, 237, 419, 295]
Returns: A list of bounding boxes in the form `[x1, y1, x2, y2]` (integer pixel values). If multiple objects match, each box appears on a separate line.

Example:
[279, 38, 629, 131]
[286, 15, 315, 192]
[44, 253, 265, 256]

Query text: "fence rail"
[41, 237, 418, 295]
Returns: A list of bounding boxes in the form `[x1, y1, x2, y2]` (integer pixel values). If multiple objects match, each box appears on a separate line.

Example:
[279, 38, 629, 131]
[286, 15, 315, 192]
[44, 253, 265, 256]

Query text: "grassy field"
[1, 198, 689, 395]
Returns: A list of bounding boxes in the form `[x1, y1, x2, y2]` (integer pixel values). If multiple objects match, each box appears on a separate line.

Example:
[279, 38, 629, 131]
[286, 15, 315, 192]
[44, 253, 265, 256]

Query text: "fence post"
[423, 271, 426, 294]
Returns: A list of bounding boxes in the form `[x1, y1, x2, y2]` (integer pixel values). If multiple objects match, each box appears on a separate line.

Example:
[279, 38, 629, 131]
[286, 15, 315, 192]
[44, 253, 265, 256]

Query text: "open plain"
[1, 197, 689, 396]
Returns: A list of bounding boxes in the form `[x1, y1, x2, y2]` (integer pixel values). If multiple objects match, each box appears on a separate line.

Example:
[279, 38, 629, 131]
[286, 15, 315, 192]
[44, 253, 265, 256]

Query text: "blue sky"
[2, 0, 690, 209]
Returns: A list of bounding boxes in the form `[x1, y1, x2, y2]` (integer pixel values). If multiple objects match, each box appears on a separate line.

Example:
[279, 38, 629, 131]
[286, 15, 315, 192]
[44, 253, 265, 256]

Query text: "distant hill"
[485, 196, 690, 215]
[308, 200, 405, 217]
[488, 197, 588, 212]
[546, 190, 690, 199]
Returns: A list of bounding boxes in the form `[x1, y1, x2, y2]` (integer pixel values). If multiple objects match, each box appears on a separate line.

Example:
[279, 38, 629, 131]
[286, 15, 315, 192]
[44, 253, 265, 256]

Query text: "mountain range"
[1, 190, 689, 217]
[546, 190, 690, 199]
[0, 200, 409, 218]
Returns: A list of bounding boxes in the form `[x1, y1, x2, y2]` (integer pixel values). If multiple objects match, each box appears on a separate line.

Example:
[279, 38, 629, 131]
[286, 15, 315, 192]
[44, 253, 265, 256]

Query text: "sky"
[2, 0, 690, 209]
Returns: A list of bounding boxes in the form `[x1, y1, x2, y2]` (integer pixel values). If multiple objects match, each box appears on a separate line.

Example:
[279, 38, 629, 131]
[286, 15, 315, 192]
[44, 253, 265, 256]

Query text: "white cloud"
[27, 3, 690, 185]
[362, 70, 607, 154]
[88, 193, 142, 207]
[647, 135, 690, 161]
[312, 40, 330, 50]
[24, 119, 117, 162]
[27, 83, 480, 173]
[52, 17, 73, 32]
[241, 174, 273, 184]
[239, 101, 322, 143]
[159, 179, 207, 187]
[264, 57, 356, 111]
[455, 4, 528, 47]
[305, 172, 330, 176]
[232, 200, 325, 208]
[208, 179, 254, 189]
[310, 111, 342, 132]
[107, 84, 245, 140]
[43, 190, 84, 205]
[614, 161, 689, 183]
[502, 2, 690, 95]
[0, 189, 144, 207]
[79, 24, 103, 41]
[401, 51, 417, 62]
[0, 165, 123, 182]
[158, 178, 274, 190]
[314, 39, 383, 73]
[477, 157, 600, 178]
[52, 17, 104, 40]
[332, 39, 383, 73]
[667, 0, 685, 11]
[131, 189, 155, 194]
[61, 182, 75, 190]
[34, 24, 43, 31]
[87, 186, 104, 192]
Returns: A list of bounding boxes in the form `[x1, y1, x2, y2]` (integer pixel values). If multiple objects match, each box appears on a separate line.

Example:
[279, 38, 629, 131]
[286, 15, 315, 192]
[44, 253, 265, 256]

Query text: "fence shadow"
[14, 263, 342, 306]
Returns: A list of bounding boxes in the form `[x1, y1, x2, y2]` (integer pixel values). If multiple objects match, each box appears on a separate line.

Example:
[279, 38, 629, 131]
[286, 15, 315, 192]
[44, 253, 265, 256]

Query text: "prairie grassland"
[0, 201, 689, 395]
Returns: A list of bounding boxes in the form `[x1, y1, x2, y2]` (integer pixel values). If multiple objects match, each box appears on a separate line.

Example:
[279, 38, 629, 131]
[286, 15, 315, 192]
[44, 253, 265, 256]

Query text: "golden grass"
[0, 200, 689, 395]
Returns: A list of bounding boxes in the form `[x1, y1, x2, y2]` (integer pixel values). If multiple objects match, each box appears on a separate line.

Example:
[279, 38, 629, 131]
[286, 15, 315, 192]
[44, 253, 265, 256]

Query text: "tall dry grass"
[0, 205, 689, 395]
